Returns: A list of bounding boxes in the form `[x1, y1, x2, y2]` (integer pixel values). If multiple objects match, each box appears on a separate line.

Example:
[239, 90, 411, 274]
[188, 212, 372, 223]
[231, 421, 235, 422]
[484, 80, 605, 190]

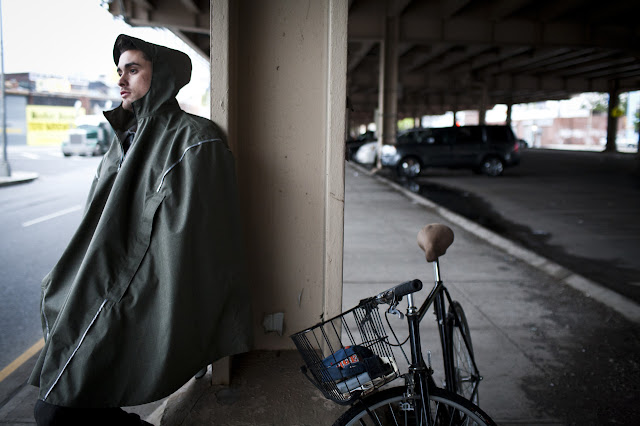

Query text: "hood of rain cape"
[28, 34, 252, 407]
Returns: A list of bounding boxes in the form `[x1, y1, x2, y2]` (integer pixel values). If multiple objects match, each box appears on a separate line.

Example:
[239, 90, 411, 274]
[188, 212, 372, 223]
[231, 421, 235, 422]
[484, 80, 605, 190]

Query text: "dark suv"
[380, 125, 521, 177]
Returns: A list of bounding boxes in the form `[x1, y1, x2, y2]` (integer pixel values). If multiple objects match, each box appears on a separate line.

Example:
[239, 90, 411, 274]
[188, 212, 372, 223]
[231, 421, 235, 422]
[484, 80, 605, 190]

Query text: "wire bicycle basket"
[290, 301, 399, 404]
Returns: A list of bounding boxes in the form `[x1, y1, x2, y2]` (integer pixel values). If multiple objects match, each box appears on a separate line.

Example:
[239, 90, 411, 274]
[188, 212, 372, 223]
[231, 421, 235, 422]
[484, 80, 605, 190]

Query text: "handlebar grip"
[391, 279, 423, 299]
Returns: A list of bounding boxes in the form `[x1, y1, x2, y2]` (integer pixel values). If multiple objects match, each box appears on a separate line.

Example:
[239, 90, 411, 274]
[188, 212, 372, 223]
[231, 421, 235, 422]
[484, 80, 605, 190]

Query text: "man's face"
[117, 49, 152, 111]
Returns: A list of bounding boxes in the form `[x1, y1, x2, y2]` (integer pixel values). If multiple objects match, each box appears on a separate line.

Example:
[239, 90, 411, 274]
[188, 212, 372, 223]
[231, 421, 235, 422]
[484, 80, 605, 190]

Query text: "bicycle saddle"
[417, 223, 454, 262]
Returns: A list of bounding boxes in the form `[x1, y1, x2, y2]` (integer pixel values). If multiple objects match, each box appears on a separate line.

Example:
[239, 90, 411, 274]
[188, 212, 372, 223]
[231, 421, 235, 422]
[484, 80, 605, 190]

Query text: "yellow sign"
[26, 105, 83, 146]
[611, 106, 624, 118]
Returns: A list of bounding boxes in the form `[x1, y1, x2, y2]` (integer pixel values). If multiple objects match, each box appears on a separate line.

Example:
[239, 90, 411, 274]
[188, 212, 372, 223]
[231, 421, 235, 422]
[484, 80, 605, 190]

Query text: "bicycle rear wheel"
[333, 386, 496, 426]
[448, 301, 480, 405]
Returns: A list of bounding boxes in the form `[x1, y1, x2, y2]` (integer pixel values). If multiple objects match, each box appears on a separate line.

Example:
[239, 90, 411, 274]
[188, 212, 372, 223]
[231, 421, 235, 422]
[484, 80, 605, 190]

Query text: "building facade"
[5, 73, 119, 146]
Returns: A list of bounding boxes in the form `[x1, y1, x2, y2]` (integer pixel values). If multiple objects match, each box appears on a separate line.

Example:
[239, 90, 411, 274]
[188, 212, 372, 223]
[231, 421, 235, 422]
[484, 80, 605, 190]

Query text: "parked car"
[518, 138, 529, 150]
[346, 130, 376, 160]
[353, 141, 381, 165]
[380, 125, 521, 177]
[62, 123, 112, 157]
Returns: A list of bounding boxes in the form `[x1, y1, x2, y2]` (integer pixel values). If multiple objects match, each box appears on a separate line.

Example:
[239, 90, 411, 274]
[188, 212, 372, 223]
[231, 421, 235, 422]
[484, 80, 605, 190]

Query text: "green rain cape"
[28, 35, 252, 407]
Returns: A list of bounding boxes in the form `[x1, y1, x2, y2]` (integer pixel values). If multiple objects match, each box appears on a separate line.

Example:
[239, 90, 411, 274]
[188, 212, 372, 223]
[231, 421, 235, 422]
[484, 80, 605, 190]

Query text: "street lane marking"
[22, 205, 83, 227]
[20, 152, 40, 160]
[0, 338, 44, 383]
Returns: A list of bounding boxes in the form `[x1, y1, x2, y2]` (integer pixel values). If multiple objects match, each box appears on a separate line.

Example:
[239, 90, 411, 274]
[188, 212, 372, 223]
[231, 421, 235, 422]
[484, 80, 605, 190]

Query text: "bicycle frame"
[402, 259, 481, 415]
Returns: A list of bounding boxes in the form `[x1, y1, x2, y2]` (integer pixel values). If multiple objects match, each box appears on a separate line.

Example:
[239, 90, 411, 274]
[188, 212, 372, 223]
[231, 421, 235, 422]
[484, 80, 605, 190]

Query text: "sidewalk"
[150, 162, 639, 425]
[0, 171, 38, 187]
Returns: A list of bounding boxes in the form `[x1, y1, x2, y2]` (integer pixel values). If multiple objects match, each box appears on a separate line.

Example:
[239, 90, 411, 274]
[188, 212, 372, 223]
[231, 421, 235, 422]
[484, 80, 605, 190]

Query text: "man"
[29, 34, 252, 425]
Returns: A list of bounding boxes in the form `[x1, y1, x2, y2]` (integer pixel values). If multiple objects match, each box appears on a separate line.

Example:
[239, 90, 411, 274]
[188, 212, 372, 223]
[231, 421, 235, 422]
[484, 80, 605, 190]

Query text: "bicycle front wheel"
[448, 300, 480, 405]
[333, 386, 496, 426]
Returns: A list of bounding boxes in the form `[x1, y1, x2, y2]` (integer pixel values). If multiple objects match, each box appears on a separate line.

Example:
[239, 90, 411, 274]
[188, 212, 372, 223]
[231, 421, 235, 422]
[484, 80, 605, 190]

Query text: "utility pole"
[0, 0, 10, 177]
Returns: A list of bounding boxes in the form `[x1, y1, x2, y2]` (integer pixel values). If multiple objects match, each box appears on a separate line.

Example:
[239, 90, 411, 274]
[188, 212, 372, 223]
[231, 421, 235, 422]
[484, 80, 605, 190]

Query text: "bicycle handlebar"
[375, 279, 423, 304]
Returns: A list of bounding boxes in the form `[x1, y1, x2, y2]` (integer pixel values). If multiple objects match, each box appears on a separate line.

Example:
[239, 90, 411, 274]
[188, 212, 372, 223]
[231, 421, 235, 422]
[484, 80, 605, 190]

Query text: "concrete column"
[606, 83, 620, 152]
[210, 0, 347, 350]
[479, 85, 488, 125]
[209, 0, 237, 385]
[210, 0, 236, 152]
[374, 107, 381, 140]
[506, 102, 512, 126]
[377, 12, 399, 152]
[452, 94, 458, 126]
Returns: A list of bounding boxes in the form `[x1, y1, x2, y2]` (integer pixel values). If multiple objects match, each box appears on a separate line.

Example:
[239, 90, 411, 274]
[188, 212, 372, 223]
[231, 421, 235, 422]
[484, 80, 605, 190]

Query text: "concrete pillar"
[452, 94, 458, 126]
[506, 102, 512, 126]
[210, 0, 347, 350]
[377, 12, 399, 152]
[479, 85, 488, 125]
[606, 83, 620, 152]
[345, 102, 351, 143]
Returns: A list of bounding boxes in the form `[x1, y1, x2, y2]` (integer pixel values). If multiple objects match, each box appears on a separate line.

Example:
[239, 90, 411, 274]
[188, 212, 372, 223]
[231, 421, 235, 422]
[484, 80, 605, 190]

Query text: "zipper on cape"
[43, 299, 108, 401]
[116, 114, 138, 171]
[156, 139, 220, 192]
[116, 134, 126, 171]
[41, 296, 50, 341]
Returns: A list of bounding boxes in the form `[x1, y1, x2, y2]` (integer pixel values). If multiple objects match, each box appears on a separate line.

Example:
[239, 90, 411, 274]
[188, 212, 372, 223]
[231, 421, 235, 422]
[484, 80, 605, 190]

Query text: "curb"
[0, 172, 39, 188]
[347, 162, 640, 324]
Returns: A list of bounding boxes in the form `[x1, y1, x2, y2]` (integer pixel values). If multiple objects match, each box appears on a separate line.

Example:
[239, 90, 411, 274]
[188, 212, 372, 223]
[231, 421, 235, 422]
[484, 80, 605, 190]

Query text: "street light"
[0, 0, 10, 177]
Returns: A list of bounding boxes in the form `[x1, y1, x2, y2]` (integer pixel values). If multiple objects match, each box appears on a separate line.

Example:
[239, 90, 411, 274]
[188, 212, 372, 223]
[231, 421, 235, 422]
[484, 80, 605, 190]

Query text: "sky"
[1, 0, 210, 104]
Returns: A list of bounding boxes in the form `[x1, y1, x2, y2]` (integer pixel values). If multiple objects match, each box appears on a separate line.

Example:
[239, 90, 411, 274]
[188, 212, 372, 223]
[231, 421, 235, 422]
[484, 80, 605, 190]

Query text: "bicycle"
[291, 223, 496, 425]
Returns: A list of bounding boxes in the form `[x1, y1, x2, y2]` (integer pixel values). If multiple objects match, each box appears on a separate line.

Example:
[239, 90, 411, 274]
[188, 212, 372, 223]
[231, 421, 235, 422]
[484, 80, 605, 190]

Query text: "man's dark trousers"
[34, 399, 153, 426]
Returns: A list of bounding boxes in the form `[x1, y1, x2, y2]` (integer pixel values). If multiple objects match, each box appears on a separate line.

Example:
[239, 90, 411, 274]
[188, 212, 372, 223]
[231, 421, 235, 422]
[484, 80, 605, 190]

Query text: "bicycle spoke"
[447, 301, 479, 404]
[334, 387, 495, 426]
[387, 401, 399, 425]
[372, 408, 382, 425]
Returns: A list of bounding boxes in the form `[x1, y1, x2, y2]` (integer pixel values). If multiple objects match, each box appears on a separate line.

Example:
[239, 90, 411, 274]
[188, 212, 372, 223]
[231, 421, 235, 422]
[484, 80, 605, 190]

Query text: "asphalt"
[1, 158, 639, 425]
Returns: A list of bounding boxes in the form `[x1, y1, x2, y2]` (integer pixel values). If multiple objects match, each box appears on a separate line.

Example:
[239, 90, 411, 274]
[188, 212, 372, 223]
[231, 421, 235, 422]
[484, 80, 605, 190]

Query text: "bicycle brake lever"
[388, 305, 404, 320]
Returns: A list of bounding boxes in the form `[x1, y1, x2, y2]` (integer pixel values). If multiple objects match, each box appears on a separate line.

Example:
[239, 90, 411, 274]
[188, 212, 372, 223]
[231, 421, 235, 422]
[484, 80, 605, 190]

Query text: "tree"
[581, 93, 609, 114]
[579, 92, 627, 116]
